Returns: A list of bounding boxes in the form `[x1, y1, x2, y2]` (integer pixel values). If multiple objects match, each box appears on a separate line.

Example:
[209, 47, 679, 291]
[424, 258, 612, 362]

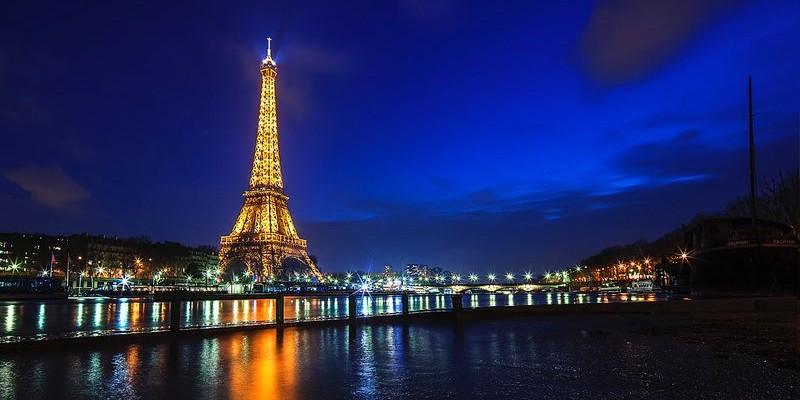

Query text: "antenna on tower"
[262, 37, 275, 66]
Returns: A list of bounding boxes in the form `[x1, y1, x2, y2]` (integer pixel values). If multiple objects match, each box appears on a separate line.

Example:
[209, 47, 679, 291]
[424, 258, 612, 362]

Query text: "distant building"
[0, 232, 218, 287]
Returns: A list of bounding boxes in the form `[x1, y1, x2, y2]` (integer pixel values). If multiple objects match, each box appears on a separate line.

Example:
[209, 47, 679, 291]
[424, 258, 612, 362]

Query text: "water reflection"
[4, 305, 14, 333]
[0, 292, 668, 342]
[13, 308, 786, 400]
[37, 304, 45, 331]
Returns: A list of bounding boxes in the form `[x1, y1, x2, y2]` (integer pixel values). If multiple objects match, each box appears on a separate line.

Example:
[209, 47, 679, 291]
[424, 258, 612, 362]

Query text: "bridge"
[381, 283, 563, 293]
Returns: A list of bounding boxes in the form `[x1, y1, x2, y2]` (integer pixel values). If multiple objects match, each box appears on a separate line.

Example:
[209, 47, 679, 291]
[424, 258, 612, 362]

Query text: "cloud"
[300, 174, 710, 272]
[5, 165, 90, 209]
[579, 0, 743, 86]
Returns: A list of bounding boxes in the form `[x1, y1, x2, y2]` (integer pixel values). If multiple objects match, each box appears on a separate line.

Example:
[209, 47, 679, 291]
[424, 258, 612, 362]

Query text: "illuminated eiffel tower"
[220, 38, 322, 280]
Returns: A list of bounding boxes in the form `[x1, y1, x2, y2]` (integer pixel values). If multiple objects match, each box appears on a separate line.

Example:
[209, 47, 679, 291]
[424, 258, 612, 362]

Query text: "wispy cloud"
[5, 165, 90, 209]
[579, 0, 743, 86]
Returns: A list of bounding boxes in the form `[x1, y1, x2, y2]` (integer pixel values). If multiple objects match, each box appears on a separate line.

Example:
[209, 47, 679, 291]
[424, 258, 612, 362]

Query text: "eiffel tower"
[219, 38, 322, 280]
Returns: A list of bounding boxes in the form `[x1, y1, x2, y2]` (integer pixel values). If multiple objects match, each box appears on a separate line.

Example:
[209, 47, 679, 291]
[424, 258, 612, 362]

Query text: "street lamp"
[524, 272, 532, 282]
[487, 273, 496, 283]
[469, 273, 478, 283]
[452, 274, 461, 284]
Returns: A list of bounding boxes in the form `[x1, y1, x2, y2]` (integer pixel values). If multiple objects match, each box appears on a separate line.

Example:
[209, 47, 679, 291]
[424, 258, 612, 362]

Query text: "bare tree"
[724, 169, 799, 228]
[759, 169, 799, 227]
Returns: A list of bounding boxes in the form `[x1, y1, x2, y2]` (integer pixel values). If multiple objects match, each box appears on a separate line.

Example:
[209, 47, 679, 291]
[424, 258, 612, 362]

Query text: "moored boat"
[683, 218, 799, 296]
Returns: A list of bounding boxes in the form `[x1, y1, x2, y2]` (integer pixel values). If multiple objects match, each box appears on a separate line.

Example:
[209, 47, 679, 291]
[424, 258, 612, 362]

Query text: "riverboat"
[598, 283, 621, 293]
[0, 276, 68, 300]
[628, 280, 654, 293]
[683, 218, 799, 295]
[85, 284, 153, 299]
[152, 285, 228, 300]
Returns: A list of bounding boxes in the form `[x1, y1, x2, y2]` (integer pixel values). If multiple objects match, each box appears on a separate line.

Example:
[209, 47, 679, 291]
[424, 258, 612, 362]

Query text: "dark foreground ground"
[0, 308, 797, 399]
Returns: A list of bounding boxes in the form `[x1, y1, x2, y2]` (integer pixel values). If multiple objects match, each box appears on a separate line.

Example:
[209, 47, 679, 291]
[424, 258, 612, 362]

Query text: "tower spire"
[263, 37, 275, 66]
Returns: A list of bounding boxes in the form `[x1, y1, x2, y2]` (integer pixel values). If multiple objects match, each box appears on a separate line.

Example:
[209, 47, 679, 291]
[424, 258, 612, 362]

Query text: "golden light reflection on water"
[126, 345, 139, 381]
[226, 329, 298, 399]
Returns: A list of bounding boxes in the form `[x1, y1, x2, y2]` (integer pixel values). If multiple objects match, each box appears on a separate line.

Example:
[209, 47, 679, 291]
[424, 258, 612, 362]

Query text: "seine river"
[0, 292, 665, 342]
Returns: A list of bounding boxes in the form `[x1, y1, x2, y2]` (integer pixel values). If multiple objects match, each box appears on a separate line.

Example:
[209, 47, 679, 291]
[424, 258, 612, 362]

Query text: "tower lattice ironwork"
[219, 38, 322, 279]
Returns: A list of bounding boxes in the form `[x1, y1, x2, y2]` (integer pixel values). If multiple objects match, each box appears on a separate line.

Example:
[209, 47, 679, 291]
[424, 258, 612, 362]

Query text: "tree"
[184, 262, 203, 281]
[759, 169, 799, 227]
[725, 169, 800, 227]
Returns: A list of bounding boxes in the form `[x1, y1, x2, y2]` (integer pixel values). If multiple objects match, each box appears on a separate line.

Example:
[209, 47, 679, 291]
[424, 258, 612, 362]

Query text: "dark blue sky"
[2, 0, 798, 274]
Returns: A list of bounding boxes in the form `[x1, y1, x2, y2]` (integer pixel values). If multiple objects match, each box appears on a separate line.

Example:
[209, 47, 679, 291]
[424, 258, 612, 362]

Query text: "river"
[1, 292, 666, 343]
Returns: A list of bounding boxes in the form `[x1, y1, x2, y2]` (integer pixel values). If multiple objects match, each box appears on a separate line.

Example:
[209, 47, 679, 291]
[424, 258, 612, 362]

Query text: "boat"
[683, 217, 799, 295]
[85, 283, 153, 299]
[152, 285, 229, 300]
[0, 276, 68, 301]
[683, 77, 800, 296]
[598, 283, 621, 293]
[628, 279, 654, 293]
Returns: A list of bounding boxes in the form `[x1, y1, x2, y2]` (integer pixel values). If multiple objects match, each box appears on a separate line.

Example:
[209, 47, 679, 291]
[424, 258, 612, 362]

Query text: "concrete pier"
[348, 293, 357, 321]
[170, 296, 181, 333]
[276, 294, 285, 325]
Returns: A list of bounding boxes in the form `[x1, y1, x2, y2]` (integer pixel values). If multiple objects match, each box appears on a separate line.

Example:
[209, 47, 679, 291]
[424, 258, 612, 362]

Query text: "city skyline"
[2, 1, 799, 274]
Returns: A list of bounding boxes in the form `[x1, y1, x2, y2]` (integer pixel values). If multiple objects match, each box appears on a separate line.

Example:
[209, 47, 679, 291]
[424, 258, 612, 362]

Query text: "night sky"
[2, 0, 798, 274]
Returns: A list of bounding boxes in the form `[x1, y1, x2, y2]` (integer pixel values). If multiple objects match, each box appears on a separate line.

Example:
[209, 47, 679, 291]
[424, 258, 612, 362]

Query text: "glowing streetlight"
[505, 272, 514, 282]
[468, 273, 478, 283]
[524, 272, 532, 281]
[487, 273, 496, 282]
[452, 274, 461, 283]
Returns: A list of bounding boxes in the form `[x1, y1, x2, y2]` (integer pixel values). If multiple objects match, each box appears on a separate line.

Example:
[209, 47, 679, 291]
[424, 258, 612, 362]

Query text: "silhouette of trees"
[725, 169, 799, 227]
